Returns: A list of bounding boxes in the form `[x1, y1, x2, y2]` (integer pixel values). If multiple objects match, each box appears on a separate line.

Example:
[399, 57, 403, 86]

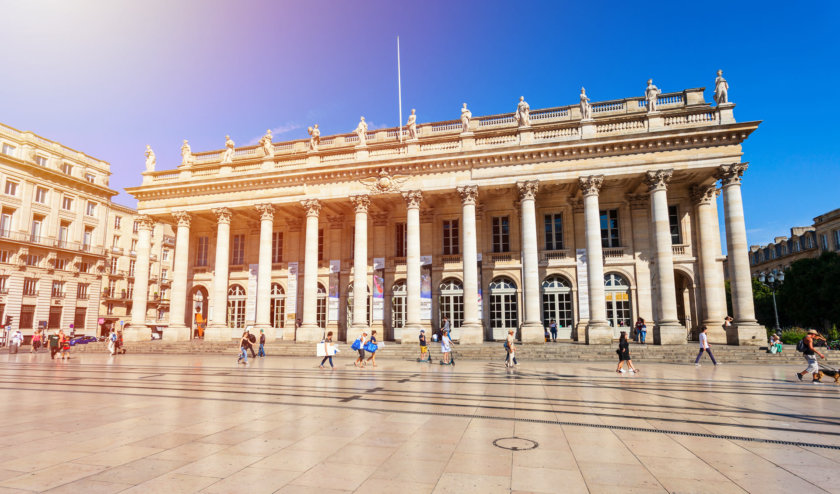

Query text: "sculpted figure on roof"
[221, 135, 235, 164]
[515, 96, 530, 127]
[355, 117, 368, 146]
[144, 145, 156, 172]
[460, 103, 472, 133]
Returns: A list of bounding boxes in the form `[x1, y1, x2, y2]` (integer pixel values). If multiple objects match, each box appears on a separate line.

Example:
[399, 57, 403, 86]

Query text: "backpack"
[248, 333, 256, 343]
[796, 338, 807, 353]
[110, 333, 117, 342]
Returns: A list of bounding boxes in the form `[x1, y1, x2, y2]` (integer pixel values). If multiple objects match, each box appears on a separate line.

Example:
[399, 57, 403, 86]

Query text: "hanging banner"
[373, 257, 385, 321]
[286, 262, 298, 322]
[246, 264, 258, 322]
[420, 255, 432, 320]
[576, 249, 589, 319]
[328, 260, 340, 322]
[476, 253, 483, 320]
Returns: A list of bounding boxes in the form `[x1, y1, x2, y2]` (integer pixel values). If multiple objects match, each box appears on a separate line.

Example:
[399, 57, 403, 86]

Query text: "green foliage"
[777, 252, 840, 329]
[829, 325, 840, 342]
[751, 277, 776, 329]
[780, 328, 807, 345]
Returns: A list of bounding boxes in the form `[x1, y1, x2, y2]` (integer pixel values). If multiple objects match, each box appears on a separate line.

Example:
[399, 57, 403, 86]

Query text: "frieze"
[359, 169, 410, 195]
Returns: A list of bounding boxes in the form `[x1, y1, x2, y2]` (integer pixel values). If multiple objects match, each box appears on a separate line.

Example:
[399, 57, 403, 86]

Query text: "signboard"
[246, 264, 258, 322]
[477, 255, 483, 320]
[576, 249, 589, 319]
[97, 318, 105, 325]
[286, 262, 298, 321]
[420, 255, 432, 320]
[372, 257, 385, 321]
[328, 260, 340, 322]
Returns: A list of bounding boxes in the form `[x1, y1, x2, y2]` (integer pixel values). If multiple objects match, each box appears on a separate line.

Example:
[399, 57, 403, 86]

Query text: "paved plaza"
[1, 353, 839, 493]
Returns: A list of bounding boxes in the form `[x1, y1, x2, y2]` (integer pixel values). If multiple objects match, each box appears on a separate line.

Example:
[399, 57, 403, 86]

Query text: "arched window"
[270, 283, 285, 329]
[391, 280, 406, 330]
[605, 273, 631, 335]
[438, 278, 463, 330]
[346, 282, 371, 327]
[541, 275, 573, 331]
[226, 285, 246, 329]
[317, 283, 327, 329]
[489, 277, 518, 331]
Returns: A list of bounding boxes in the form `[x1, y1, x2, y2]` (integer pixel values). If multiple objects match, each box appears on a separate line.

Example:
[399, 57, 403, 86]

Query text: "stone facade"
[126, 78, 764, 345]
[750, 208, 840, 276]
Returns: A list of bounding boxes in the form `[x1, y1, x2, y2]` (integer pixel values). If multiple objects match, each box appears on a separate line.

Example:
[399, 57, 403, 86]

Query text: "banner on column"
[372, 257, 385, 321]
[477, 253, 483, 320]
[420, 255, 432, 320]
[287, 262, 298, 322]
[328, 260, 340, 322]
[246, 264, 258, 322]
[575, 249, 589, 319]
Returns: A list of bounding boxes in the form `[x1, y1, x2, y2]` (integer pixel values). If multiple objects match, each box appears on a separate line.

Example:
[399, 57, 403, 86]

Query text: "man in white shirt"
[694, 326, 719, 366]
[10, 330, 23, 354]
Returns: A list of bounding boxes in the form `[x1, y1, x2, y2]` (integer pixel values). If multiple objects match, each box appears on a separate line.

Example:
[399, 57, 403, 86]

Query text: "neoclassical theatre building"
[126, 74, 763, 346]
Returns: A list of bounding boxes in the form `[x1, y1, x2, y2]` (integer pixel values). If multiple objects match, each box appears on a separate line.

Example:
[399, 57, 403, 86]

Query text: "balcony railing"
[672, 244, 689, 256]
[603, 247, 627, 259]
[487, 251, 520, 264]
[149, 254, 158, 262]
[440, 255, 462, 265]
[540, 250, 571, 262]
[111, 247, 124, 255]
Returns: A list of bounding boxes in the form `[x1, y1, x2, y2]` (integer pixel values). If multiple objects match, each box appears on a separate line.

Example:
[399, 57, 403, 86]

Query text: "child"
[418, 329, 431, 362]
[440, 329, 453, 365]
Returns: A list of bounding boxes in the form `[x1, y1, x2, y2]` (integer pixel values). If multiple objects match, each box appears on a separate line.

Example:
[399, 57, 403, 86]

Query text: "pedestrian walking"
[59, 330, 70, 360]
[9, 329, 23, 354]
[417, 329, 431, 362]
[107, 328, 118, 356]
[504, 329, 517, 367]
[365, 330, 379, 367]
[353, 331, 368, 367]
[245, 329, 257, 358]
[616, 331, 639, 373]
[635, 318, 647, 344]
[258, 329, 266, 358]
[768, 334, 783, 355]
[441, 316, 451, 338]
[116, 329, 125, 354]
[796, 329, 825, 382]
[237, 331, 250, 365]
[30, 330, 41, 353]
[48, 330, 60, 360]
[440, 329, 453, 365]
[549, 319, 558, 342]
[319, 331, 335, 369]
[694, 326, 718, 366]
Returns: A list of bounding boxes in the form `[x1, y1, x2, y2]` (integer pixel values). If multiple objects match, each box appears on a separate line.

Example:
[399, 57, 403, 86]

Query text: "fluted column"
[457, 185, 482, 344]
[166, 210, 191, 341]
[350, 195, 370, 335]
[580, 176, 611, 344]
[126, 215, 153, 341]
[205, 208, 232, 340]
[517, 181, 543, 343]
[691, 185, 727, 343]
[298, 199, 321, 342]
[645, 169, 684, 344]
[716, 164, 763, 345]
[401, 191, 423, 342]
[255, 204, 275, 339]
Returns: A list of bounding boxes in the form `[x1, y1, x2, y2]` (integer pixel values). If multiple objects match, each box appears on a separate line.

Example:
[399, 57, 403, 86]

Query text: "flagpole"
[397, 36, 403, 142]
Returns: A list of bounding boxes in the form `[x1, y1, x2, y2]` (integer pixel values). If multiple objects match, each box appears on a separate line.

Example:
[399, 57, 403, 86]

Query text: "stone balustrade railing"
[0, 123, 110, 174]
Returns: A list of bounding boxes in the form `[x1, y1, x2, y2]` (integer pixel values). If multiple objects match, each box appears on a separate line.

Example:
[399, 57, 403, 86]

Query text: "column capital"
[516, 180, 539, 201]
[690, 183, 717, 205]
[644, 169, 673, 193]
[456, 185, 479, 205]
[402, 190, 423, 209]
[172, 210, 191, 228]
[715, 163, 749, 187]
[255, 203, 275, 221]
[136, 214, 155, 231]
[301, 199, 321, 217]
[350, 194, 370, 213]
[212, 207, 232, 224]
[578, 175, 604, 197]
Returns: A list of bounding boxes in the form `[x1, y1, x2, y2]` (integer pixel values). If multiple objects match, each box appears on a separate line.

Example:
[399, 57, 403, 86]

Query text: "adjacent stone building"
[750, 208, 840, 276]
[126, 75, 764, 345]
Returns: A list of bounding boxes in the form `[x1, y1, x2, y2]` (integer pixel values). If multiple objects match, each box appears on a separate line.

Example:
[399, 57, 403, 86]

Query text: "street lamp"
[757, 270, 784, 333]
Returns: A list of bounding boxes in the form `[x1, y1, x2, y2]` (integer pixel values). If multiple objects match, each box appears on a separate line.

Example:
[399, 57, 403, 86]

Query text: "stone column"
[716, 164, 763, 345]
[644, 169, 684, 344]
[691, 184, 727, 344]
[206, 207, 232, 341]
[517, 180, 544, 343]
[579, 176, 611, 344]
[297, 199, 322, 342]
[254, 204, 275, 340]
[350, 195, 370, 335]
[166, 210, 191, 341]
[457, 185, 482, 344]
[401, 191, 423, 341]
[126, 215, 153, 342]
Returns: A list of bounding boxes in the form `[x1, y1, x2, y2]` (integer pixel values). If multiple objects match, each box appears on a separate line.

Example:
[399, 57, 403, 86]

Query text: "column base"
[702, 320, 728, 345]
[253, 324, 275, 342]
[398, 323, 424, 344]
[204, 324, 231, 342]
[653, 322, 687, 345]
[459, 322, 483, 344]
[297, 324, 323, 342]
[346, 323, 370, 343]
[164, 325, 191, 342]
[585, 322, 612, 345]
[520, 322, 545, 344]
[728, 321, 765, 346]
[282, 326, 296, 341]
[123, 325, 151, 342]
[574, 320, 588, 342]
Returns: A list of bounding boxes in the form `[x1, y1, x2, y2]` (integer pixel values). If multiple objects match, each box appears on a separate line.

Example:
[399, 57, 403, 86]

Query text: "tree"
[777, 252, 840, 329]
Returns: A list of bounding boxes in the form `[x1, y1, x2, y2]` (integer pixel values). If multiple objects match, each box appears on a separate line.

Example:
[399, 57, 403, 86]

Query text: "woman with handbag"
[616, 331, 639, 374]
[353, 331, 368, 367]
[320, 331, 335, 369]
[365, 330, 379, 367]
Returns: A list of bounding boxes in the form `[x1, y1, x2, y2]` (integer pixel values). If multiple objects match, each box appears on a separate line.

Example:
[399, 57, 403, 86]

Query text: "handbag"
[364, 342, 378, 353]
[351, 339, 361, 351]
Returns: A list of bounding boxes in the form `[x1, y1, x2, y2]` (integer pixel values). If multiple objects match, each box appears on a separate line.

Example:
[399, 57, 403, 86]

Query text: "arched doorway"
[391, 280, 406, 332]
[191, 286, 208, 338]
[541, 275, 573, 339]
[346, 282, 371, 328]
[674, 270, 696, 340]
[489, 277, 519, 340]
[317, 283, 327, 329]
[270, 283, 285, 330]
[605, 273, 632, 337]
[438, 278, 463, 338]
[227, 285, 246, 329]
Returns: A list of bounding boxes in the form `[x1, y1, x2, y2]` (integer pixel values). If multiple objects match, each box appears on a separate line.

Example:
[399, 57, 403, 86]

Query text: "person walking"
[258, 329, 266, 358]
[417, 329, 431, 362]
[616, 331, 639, 373]
[694, 326, 719, 366]
[635, 318, 647, 344]
[354, 331, 368, 367]
[797, 329, 825, 382]
[319, 331, 335, 369]
[59, 330, 70, 360]
[30, 330, 41, 353]
[504, 329, 518, 367]
[107, 328, 118, 356]
[769, 334, 783, 354]
[365, 330, 379, 367]
[245, 329, 257, 358]
[440, 329, 453, 365]
[48, 330, 60, 360]
[116, 329, 125, 354]
[9, 329, 23, 354]
[237, 331, 250, 365]
[441, 316, 451, 340]
[549, 319, 558, 342]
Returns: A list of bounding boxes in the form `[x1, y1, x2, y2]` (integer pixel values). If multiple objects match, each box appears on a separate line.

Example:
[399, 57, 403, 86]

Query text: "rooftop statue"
[645, 79, 661, 113]
[307, 124, 320, 151]
[714, 70, 729, 105]
[515, 96, 530, 127]
[579, 87, 591, 120]
[355, 117, 368, 146]
[144, 145, 156, 172]
[460, 103, 472, 133]
[221, 135, 235, 164]
[261, 129, 274, 157]
[406, 109, 417, 140]
[180, 139, 194, 167]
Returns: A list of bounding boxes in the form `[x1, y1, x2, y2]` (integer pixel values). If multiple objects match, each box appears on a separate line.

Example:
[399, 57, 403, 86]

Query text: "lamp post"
[757, 270, 784, 333]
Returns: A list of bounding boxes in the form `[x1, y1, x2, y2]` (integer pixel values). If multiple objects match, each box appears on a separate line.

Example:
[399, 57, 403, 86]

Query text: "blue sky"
[0, 0, 837, 248]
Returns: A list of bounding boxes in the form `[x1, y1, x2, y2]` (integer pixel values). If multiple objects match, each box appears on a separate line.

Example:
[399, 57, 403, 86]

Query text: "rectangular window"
[834, 230, 840, 250]
[318, 228, 324, 261]
[85, 173, 95, 183]
[130, 239, 137, 253]
[52, 281, 65, 298]
[821, 234, 829, 251]
[83, 227, 93, 250]
[80, 262, 91, 273]
[272, 231, 283, 263]
[4, 180, 18, 196]
[25, 254, 41, 266]
[34, 187, 48, 204]
[114, 216, 121, 229]
[107, 279, 116, 297]
[350, 226, 355, 258]
[35, 156, 47, 167]
[109, 257, 118, 272]
[0, 250, 9, 263]
[62, 196, 74, 211]
[77, 283, 89, 299]
[55, 258, 66, 270]
[544, 213, 564, 250]
[20, 305, 35, 329]
[195, 236, 208, 266]
[231, 234, 245, 265]
[73, 307, 86, 329]
[600, 209, 621, 248]
[2, 143, 16, 156]
[162, 249, 169, 261]
[0, 275, 7, 293]
[668, 205, 682, 244]
[30, 215, 43, 242]
[0, 210, 12, 237]
[62, 163, 73, 175]
[107, 303, 114, 315]
[442, 219, 459, 255]
[492, 216, 510, 253]
[86, 201, 97, 216]
[23, 278, 38, 296]
[57, 222, 70, 248]
[127, 282, 134, 299]
[132, 220, 139, 233]
[128, 260, 136, 277]
[161, 268, 168, 281]
[395, 222, 406, 257]
[112, 235, 120, 248]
